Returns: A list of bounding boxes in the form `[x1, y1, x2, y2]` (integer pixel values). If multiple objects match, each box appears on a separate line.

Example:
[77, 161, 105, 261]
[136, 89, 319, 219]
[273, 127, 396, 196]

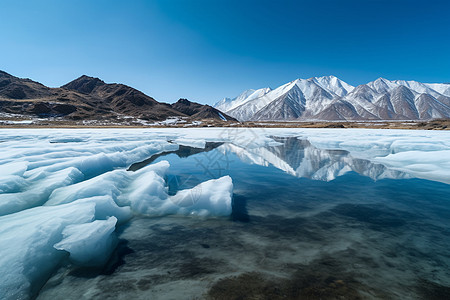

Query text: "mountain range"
[2, 71, 450, 124]
[215, 76, 450, 121]
[0, 71, 235, 123]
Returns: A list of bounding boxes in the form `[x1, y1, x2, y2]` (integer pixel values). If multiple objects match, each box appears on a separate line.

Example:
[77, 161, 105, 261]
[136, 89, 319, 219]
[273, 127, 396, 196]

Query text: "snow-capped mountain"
[214, 76, 450, 121]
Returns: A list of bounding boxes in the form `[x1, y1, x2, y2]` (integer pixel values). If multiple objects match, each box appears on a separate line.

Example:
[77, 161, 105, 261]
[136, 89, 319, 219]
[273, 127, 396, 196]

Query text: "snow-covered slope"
[214, 88, 271, 114]
[313, 75, 354, 97]
[214, 77, 450, 121]
[425, 83, 450, 97]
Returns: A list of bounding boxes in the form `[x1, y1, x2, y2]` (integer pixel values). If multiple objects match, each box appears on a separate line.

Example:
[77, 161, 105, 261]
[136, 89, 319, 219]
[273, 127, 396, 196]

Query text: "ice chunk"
[46, 170, 129, 205]
[75, 195, 132, 224]
[0, 196, 131, 299]
[122, 170, 169, 215]
[0, 167, 84, 216]
[46, 161, 171, 206]
[0, 175, 27, 193]
[169, 175, 233, 216]
[136, 159, 171, 177]
[0, 161, 28, 176]
[119, 172, 233, 217]
[0, 201, 96, 300]
[54, 216, 118, 266]
[9, 141, 178, 181]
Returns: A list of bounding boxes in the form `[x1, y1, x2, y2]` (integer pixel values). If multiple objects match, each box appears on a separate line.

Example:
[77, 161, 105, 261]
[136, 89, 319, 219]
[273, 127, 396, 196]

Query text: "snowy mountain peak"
[236, 89, 257, 100]
[372, 77, 389, 86]
[214, 76, 450, 121]
[318, 75, 338, 79]
[367, 77, 396, 94]
[311, 75, 354, 97]
[312, 75, 339, 86]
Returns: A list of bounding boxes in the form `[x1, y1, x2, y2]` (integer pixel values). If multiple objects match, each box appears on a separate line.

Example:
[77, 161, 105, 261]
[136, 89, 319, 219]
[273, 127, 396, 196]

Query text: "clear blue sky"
[1, 0, 449, 104]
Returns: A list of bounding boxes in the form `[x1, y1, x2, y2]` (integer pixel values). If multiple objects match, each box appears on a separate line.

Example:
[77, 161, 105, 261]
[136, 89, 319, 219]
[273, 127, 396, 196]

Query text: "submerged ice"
[0, 128, 449, 299]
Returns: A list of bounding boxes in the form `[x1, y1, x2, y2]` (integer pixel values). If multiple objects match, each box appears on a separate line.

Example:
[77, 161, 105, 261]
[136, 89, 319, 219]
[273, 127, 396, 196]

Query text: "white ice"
[0, 127, 449, 299]
[174, 137, 206, 148]
[0, 196, 122, 299]
[169, 175, 233, 216]
[0, 129, 239, 300]
[54, 216, 118, 265]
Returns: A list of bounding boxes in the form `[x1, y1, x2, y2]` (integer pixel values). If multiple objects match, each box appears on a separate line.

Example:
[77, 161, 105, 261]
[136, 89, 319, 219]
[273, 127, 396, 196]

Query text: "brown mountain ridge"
[0, 71, 236, 123]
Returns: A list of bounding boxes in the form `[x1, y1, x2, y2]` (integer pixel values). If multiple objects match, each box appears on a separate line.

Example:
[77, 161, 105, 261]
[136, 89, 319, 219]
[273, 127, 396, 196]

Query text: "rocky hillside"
[0, 71, 232, 123]
[171, 98, 236, 121]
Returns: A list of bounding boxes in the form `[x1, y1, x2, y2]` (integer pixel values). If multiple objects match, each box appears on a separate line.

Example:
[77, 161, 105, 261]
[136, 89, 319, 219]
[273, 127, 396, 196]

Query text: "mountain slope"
[171, 98, 237, 121]
[0, 71, 234, 123]
[214, 88, 272, 114]
[215, 76, 450, 121]
[252, 84, 306, 120]
[0, 71, 53, 99]
[60, 75, 184, 120]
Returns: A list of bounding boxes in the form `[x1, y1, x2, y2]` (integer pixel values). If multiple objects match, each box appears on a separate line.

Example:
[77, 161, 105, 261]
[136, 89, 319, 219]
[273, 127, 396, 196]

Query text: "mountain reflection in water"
[37, 134, 450, 300]
[223, 136, 410, 181]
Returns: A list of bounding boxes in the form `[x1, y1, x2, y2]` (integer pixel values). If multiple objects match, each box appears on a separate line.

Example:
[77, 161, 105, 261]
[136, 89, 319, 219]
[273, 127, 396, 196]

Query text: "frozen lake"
[1, 128, 450, 299]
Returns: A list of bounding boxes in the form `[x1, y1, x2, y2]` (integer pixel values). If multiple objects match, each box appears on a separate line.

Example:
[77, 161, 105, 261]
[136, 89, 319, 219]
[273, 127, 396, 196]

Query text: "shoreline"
[0, 119, 449, 130]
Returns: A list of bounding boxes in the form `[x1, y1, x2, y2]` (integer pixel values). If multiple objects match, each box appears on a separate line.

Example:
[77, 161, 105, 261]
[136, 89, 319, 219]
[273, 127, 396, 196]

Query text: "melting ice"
[0, 128, 450, 299]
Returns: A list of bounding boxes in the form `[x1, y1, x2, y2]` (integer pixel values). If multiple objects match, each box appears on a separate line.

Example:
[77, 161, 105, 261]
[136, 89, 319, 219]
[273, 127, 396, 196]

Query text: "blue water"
[38, 137, 450, 299]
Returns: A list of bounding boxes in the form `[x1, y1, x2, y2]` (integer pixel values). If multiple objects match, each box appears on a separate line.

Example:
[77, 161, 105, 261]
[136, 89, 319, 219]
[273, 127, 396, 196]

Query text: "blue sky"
[1, 0, 449, 104]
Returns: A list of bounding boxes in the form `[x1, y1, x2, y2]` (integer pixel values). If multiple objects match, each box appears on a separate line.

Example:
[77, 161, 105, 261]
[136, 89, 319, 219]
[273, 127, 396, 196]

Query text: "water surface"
[38, 137, 450, 299]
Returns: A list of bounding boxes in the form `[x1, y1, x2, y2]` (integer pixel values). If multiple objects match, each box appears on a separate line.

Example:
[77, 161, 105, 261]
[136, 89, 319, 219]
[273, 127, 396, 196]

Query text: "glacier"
[0, 128, 450, 299]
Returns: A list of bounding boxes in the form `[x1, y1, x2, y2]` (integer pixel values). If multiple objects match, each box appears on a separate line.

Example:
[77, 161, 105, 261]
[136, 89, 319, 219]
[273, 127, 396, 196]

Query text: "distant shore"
[0, 119, 449, 130]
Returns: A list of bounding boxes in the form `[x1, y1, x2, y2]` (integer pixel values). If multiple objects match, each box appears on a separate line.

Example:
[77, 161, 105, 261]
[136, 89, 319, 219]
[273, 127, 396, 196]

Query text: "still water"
[38, 137, 450, 299]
